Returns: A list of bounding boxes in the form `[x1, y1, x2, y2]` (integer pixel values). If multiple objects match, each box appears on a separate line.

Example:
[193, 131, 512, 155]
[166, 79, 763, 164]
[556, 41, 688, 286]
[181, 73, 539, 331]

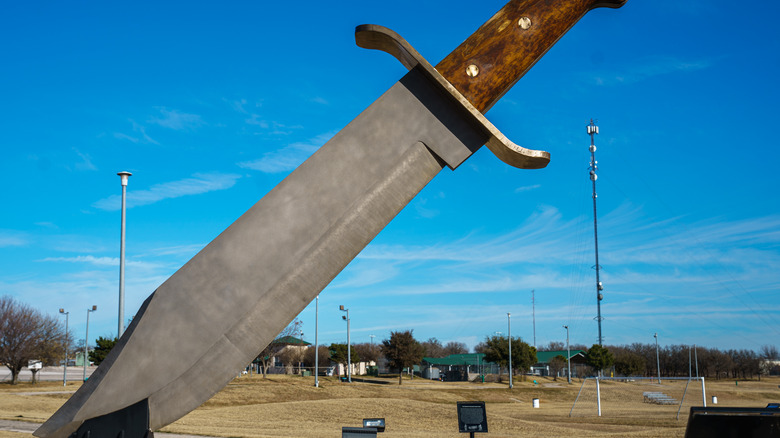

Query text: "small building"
[532, 350, 587, 378]
[260, 335, 311, 374]
[422, 353, 499, 381]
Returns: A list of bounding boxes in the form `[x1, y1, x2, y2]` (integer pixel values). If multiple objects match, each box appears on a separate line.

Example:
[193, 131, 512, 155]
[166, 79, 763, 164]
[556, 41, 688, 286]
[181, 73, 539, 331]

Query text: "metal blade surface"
[36, 67, 493, 438]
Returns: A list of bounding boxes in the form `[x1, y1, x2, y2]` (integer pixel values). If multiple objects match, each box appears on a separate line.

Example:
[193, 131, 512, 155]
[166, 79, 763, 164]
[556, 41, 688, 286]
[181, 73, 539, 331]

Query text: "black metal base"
[684, 405, 780, 438]
[68, 399, 153, 438]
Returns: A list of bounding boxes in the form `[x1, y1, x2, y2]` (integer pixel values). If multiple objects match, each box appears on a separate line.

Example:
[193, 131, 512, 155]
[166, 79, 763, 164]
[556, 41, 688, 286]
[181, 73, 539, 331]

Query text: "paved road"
[0, 419, 214, 437]
[2, 368, 217, 436]
[0, 367, 95, 383]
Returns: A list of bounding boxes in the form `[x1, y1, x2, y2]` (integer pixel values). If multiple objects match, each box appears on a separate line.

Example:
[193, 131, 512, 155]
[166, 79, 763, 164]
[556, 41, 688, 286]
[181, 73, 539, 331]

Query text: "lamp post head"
[339, 305, 345, 311]
[59, 308, 66, 314]
[117, 171, 132, 186]
[563, 325, 568, 329]
[90, 305, 97, 312]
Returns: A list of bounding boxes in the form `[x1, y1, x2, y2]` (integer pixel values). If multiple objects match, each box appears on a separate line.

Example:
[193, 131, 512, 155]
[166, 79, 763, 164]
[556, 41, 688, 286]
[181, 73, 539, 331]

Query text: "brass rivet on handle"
[466, 64, 480, 77]
[518, 16, 532, 30]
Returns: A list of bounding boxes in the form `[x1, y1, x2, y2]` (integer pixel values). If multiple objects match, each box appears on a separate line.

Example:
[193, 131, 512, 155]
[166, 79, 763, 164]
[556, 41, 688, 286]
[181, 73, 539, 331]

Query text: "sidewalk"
[0, 419, 215, 437]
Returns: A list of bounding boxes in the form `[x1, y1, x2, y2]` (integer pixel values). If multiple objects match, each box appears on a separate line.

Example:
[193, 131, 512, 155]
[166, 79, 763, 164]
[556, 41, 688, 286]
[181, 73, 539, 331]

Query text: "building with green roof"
[531, 350, 587, 378]
[421, 353, 499, 381]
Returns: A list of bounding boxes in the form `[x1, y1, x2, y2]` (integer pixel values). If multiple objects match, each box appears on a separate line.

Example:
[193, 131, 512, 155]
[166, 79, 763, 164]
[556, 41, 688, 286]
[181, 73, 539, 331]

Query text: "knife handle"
[436, 0, 627, 113]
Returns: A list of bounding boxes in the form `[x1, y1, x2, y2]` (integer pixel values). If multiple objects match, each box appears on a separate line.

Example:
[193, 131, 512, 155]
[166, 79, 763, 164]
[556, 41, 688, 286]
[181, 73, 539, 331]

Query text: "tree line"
[605, 343, 779, 380]
[3, 296, 778, 385]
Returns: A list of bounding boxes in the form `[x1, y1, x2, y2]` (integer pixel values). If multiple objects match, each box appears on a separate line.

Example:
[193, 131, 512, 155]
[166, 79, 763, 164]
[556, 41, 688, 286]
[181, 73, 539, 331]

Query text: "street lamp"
[507, 313, 513, 389]
[84, 305, 97, 382]
[117, 171, 131, 339]
[59, 309, 69, 386]
[563, 325, 571, 384]
[654, 333, 661, 384]
[339, 305, 351, 383]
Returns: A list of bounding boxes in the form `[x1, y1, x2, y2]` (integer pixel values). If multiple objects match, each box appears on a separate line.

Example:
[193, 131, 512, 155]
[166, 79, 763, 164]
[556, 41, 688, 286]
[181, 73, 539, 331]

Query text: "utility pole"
[117, 171, 131, 339]
[84, 305, 97, 382]
[339, 305, 351, 383]
[59, 309, 69, 386]
[564, 325, 571, 384]
[654, 333, 661, 384]
[587, 120, 604, 346]
[508, 313, 513, 389]
[531, 289, 536, 349]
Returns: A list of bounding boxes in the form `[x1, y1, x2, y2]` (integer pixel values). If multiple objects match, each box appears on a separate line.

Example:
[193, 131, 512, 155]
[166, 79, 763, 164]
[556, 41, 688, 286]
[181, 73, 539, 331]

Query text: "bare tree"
[548, 355, 567, 381]
[443, 341, 468, 356]
[0, 296, 67, 384]
[421, 337, 444, 358]
[255, 318, 302, 377]
[303, 345, 331, 369]
[542, 341, 565, 351]
[353, 342, 381, 364]
[761, 345, 778, 360]
[277, 345, 305, 374]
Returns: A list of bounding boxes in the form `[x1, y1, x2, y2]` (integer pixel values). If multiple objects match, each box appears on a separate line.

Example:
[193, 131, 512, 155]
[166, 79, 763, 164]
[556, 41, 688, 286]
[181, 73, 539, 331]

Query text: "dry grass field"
[1, 374, 777, 437]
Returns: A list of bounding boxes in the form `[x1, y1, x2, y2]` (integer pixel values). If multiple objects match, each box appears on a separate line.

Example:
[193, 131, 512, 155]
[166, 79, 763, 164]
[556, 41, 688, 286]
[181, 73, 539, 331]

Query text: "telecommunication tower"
[587, 120, 604, 346]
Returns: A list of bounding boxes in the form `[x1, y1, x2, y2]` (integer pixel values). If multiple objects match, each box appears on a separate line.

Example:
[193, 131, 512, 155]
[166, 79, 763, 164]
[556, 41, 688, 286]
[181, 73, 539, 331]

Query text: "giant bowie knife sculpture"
[37, 0, 627, 437]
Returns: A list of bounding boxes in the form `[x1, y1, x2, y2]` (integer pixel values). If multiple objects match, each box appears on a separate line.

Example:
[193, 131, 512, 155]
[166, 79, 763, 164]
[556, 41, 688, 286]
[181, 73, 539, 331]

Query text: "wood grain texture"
[436, 0, 627, 113]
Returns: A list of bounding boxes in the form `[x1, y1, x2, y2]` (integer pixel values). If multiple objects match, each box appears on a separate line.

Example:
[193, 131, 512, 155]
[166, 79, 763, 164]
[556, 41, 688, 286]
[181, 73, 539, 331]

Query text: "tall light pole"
[339, 305, 351, 383]
[59, 309, 69, 386]
[531, 290, 536, 349]
[654, 333, 661, 384]
[314, 296, 319, 388]
[83, 305, 97, 382]
[564, 325, 571, 384]
[117, 171, 131, 339]
[507, 313, 513, 389]
[587, 120, 604, 346]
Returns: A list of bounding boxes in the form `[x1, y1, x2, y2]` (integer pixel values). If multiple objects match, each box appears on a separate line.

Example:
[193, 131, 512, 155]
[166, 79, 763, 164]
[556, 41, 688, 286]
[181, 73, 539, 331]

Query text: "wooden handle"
[436, 0, 627, 113]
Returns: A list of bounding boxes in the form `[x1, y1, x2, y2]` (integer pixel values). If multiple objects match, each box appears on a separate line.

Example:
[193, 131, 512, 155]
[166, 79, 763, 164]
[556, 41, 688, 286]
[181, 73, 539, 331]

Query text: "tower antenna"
[587, 119, 604, 346]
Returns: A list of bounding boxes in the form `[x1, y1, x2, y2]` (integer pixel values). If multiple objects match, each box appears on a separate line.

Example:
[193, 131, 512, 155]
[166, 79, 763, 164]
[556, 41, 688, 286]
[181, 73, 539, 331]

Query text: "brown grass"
[1, 375, 778, 437]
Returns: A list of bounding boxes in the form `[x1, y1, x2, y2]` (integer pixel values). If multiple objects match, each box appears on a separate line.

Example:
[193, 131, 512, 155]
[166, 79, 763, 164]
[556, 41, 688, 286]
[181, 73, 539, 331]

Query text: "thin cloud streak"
[92, 172, 241, 211]
[238, 132, 334, 173]
[147, 107, 204, 131]
[0, 230, 27, 248]
[592, 56, 714, 86]
[38, 255, 164, 270]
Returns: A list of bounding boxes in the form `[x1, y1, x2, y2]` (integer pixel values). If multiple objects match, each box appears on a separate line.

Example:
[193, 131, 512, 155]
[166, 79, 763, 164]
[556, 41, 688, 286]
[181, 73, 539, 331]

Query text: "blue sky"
[2, 0, 778, 354]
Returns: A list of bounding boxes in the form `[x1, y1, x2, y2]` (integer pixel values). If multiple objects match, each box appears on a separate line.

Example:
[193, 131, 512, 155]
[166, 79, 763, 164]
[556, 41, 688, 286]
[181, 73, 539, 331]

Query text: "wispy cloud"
[38, 255, 162, 270]
[92, 172, 241, 211]
[311, 97, 329, 105]
[147, 107, 204, 131]
[238, 132, 333, 173]
[515, 184, 541, 193]
[592, 56, 715, 86]
[349, 204, 780, 300]
[73, 148, 97, 171]
[114, 120, 159, 145]
[0, 230, 27, 247]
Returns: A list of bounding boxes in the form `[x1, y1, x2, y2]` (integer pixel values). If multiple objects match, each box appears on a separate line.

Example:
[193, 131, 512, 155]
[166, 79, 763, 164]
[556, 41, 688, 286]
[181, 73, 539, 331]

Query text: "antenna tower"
[588, 119, 604, 346]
